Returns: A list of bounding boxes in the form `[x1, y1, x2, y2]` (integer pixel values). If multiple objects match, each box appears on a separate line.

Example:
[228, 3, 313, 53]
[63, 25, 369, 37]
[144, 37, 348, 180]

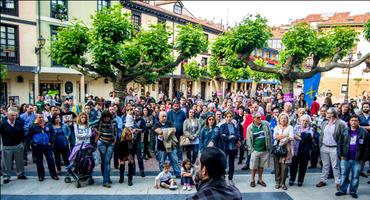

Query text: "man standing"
[153, 111, 181, 177]
[358, 102, 370, 177]
[167, 100, 186, 162]
[316, 107, 346, 190]
[0, 107, 27, 183]
[133, 106, 147, 177]
[336, 115, 369, 198]
[246, 112, 272, 187]
[186, 147, 242, 200]
[20, 105, 36, 165]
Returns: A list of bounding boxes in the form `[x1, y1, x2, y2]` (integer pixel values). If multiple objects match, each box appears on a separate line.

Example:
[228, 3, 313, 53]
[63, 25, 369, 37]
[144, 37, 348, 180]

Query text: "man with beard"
[358, 102, 370, 178]
[167, 100, 186, 162]
[186, 147, 242, 200]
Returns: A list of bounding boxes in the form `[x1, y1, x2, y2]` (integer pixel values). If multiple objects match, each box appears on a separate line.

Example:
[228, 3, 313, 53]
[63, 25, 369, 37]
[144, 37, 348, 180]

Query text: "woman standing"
[51, 115, 71, 175]
[29, 114, 58, 181]
[273, 113, 294, 190]
[183, 109, 200, 164]
[295, 93, 308, 111]
[74, 112, 92, 145]
[199, 115, 219, 152]
[143, 106, 154, 159]
[215, 111, 241, 186]
[93, 111, 117, 188]
[289, 114, 314, 187]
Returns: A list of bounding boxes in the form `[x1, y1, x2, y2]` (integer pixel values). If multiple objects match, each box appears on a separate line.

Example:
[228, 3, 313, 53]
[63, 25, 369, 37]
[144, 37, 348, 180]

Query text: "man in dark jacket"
[336, 115, 369, 198]
[187, 147, 242, 200]
[0, 107, 28, 183]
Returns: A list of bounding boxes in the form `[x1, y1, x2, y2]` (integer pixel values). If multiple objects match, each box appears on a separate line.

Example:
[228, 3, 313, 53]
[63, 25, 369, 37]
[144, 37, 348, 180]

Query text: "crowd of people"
[1, 87, 370, 199]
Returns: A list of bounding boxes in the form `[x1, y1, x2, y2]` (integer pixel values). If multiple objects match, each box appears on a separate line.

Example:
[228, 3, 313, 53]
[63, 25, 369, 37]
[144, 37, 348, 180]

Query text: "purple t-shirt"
[349, 130, 358, 160]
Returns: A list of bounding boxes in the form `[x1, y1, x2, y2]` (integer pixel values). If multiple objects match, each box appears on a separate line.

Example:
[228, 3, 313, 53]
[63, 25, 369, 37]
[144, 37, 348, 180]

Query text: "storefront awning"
[40, 67, 82, 75]
[7, 65, 36, 73]
[237, 79, 253, 83]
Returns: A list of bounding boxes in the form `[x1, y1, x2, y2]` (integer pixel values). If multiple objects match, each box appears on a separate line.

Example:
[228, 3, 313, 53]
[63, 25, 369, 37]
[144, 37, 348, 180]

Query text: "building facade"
[292, 12, 370, 99]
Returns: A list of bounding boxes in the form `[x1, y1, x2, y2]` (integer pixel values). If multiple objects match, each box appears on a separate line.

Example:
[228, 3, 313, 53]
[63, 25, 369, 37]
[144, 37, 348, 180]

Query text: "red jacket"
[243, 113, 266, 139]
[310, 101, 320, 116]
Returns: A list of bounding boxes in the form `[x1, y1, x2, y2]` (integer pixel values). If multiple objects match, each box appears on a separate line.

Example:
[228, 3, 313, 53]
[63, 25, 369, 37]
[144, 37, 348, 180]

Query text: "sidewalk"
[1, 173, 369, 200]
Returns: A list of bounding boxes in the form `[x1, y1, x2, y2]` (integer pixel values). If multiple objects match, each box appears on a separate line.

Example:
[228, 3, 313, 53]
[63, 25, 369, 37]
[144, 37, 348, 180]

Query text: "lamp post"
[344, 51, 362, 103]
[34, 35, 46, 103]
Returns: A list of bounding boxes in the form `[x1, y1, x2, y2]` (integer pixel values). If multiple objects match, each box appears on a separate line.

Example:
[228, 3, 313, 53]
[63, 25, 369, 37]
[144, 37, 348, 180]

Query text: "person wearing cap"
[1, 107, 28, 184]
[246, 112, 272, 188]
[167, 100, 186, 162]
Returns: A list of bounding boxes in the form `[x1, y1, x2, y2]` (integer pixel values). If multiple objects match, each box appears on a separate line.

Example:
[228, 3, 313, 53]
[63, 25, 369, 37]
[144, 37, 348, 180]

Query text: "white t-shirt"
[156, 171, 172, 182]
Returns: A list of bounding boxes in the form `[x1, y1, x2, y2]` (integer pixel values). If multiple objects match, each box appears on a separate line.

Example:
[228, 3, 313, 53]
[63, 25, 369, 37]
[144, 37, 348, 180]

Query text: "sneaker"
[359, 172, 368, 178]
[187, 186, 192, 191]
[169, 185, 178, 190]
[335, 192, 345, 196]
[297, 182, 302, 187]
[241, 165, 249, 171]
[17, 175, 27, 180]
[103, 184, 111, 188]
[3, 179, 10, 184]
[141, 171, 146, 177]
[350, 193, 358, 199]
[183, 186, 187, 191]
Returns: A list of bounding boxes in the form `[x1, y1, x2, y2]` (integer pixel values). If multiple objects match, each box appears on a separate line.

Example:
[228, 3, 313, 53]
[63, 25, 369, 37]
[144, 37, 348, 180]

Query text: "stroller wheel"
[64, 177, 72, 183]
[75, 181, 81, 188]
[88, 178, 95, 185]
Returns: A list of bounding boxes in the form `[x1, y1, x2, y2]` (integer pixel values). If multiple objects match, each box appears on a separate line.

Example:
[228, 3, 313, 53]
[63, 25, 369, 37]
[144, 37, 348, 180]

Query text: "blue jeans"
[339, 160, 361, 194]
[134, 141, 144, 172]
[176, 143, 183, 163]
[157, 149, 180, 176]
[97, 140, 114, 185]
[34, 145, 57, 178]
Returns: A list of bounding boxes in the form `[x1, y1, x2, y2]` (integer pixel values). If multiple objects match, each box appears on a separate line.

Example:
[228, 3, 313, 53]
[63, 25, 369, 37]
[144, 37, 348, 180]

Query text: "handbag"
[271, 140, 288, 157]
[180, 135, 191, 147]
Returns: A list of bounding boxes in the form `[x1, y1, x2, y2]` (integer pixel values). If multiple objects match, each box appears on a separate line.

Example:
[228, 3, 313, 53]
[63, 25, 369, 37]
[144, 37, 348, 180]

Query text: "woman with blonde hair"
[74, 112, 92, 145]
[273, 112, 294, 190]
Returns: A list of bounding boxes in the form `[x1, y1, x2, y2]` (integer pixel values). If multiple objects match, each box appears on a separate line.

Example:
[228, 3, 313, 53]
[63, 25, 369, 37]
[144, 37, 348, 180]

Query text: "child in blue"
[181, 158, 194, 191]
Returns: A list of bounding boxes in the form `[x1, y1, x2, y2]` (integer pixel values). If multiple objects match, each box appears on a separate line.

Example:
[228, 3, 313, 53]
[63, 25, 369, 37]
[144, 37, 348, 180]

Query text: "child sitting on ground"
[154, 162, 177, 190]
[181, 158, 194, 191]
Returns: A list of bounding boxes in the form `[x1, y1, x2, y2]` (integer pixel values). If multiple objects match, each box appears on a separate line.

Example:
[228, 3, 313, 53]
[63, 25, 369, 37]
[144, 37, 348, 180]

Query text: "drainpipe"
[34, 0, 42, 103]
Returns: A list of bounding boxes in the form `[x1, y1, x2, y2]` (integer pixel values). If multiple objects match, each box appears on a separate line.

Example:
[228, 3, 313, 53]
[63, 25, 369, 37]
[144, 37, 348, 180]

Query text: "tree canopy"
[185, 14, 370, 94]
[51, 4, 208, 95]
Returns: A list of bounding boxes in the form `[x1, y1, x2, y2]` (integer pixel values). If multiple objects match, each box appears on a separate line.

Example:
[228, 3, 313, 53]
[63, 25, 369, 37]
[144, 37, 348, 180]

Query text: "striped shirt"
[98, 121, 117, 143]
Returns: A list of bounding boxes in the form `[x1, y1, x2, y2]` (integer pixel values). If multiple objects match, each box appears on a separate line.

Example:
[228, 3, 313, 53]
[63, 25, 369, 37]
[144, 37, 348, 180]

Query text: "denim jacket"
[199, 126, 220, 152]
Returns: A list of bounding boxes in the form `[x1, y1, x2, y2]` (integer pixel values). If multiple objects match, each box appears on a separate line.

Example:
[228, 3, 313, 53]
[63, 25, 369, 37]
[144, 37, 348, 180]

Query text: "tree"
[50, 5, 208, 99]
[202, 15, 370, 99]
[0, 64, 7, 81]
[364, 19, 370, 73]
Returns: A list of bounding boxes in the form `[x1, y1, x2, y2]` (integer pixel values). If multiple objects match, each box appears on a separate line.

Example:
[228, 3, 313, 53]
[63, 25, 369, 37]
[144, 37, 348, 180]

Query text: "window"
[201, 57, 207, 67]
[51, 0, 68, 20]
[132, 13, 141, 32]
[342, 69, 349, 74]
[143, 0, 150, 4]
[0, 0, 18, 16]
[97, 0, 110, 11]
[173, 2, 182, 15]
[0, 24, 18, 64]
[50, 25, 62, 66]
[341, 84, 348, 95]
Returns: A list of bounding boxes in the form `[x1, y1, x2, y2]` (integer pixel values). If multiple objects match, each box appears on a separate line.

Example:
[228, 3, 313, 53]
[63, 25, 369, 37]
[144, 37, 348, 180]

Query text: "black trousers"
[113, 143, 119, 168]
[226, 149, 238, 180]
[34, 145, 57, 178]
[53, 146, 70, 171]
[310, 149, 320, 168]
[290, 155, 309, 183]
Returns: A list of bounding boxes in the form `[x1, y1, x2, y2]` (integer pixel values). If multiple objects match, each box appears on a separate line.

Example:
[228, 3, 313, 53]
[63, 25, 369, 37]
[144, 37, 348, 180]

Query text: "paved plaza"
[1, 158, 370, 200]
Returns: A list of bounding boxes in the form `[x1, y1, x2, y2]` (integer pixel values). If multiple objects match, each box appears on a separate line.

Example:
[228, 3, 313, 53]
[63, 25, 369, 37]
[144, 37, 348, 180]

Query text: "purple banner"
[284, 92, 294, 103]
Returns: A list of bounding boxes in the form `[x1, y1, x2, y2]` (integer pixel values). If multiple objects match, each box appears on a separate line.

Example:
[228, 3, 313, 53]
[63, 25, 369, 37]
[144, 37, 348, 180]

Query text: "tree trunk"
[281, 78, 295, 103]
[113, 78, 129, 103]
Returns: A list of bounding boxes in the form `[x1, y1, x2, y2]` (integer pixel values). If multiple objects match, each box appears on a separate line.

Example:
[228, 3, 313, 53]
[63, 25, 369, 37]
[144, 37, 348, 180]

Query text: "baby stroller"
[64, 142, 96, 188]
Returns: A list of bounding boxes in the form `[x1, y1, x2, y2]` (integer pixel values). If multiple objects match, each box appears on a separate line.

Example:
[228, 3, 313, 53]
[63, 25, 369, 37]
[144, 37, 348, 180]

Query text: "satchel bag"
[271, 140, 288, 157]
[180, 135, 191, 147]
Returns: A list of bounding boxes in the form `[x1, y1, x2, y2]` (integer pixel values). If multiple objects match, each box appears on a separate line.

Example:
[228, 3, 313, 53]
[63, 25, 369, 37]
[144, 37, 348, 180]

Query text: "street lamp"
[35, 35, 46, 54]
[34, 35, 45, 103]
